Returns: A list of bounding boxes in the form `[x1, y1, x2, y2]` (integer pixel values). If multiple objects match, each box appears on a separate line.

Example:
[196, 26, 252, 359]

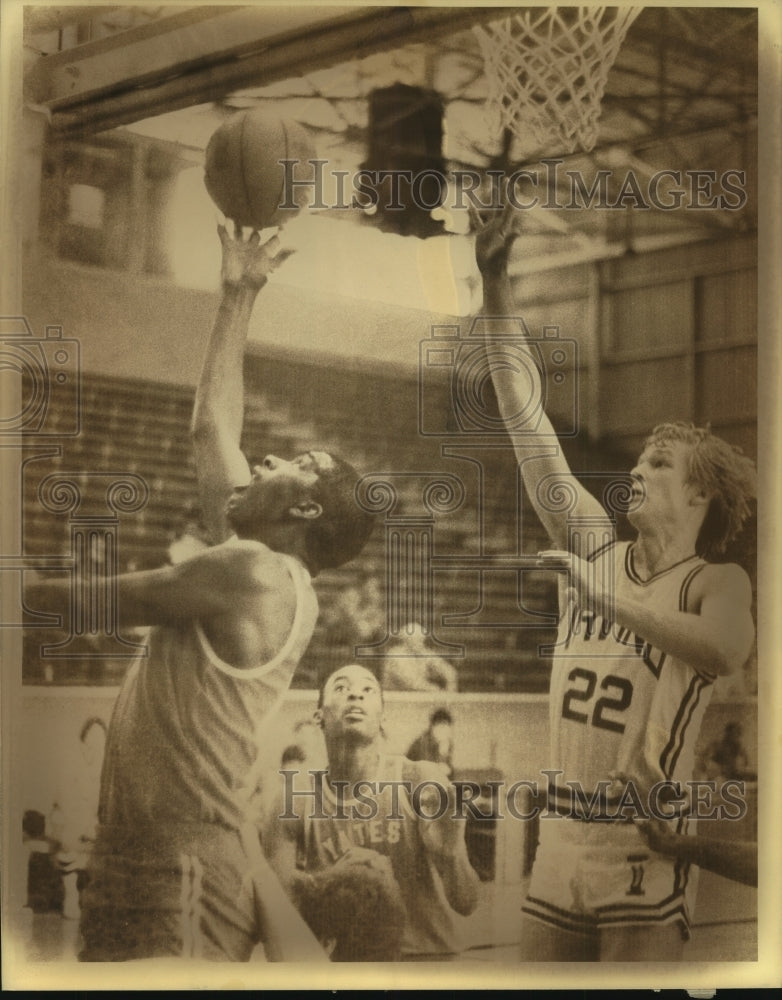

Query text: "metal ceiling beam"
[26, 6, 336, 106]
[24, 6, 122, 35]
[25, 5, 508, 137]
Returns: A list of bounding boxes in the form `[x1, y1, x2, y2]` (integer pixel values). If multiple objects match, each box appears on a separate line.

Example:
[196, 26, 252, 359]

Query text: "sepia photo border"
[1, 0, 780, 990]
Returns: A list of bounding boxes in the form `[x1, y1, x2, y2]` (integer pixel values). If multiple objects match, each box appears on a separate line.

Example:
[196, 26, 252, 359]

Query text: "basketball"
[204, 109, 316, 229]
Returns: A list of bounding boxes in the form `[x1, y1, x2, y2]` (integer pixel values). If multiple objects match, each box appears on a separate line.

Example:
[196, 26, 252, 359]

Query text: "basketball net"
[474, 6, 642, 155]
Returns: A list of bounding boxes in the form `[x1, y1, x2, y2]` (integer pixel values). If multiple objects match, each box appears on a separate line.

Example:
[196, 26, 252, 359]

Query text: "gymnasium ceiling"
[24, 5, 759, 267]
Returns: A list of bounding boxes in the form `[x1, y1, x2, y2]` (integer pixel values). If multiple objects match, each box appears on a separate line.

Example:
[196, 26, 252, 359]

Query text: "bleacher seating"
[21, 357, 642, 692]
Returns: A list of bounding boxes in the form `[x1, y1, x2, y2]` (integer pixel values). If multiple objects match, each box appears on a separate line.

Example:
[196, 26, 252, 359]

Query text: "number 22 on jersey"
[561, 667, 634, 734]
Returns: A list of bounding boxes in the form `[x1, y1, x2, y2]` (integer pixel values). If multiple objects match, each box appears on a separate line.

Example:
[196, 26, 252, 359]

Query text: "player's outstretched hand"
[537, 548, 614, 620]
[218, 220, 294, 291]
[472, 193, 520, 279]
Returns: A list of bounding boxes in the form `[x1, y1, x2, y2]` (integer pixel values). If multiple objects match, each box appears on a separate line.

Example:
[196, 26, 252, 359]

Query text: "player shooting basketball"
[24, 223, 374, 961]
[472, 200, 756, 962]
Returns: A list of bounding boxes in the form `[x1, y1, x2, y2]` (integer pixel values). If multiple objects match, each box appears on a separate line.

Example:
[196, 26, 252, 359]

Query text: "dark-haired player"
[25, 224, 375, 961]
[473, 202, 756, 961]
[266, 663, 480, 961]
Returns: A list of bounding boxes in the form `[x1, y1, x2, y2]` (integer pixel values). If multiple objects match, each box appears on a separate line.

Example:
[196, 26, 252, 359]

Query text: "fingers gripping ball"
[204, 109, 316, 229]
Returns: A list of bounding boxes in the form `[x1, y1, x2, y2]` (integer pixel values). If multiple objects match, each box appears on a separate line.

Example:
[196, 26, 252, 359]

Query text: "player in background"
[406, 707, 455, 778]
[24, 224, 374, 961]
[265, 663, 481, 961]
[472, 201, 756, 961]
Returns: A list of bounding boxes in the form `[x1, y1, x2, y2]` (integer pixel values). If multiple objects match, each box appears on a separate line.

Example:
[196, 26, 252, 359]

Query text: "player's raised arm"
[190, 223, 288, 543]
[473, 202, 610, 554]
[409, 761, 480, 917]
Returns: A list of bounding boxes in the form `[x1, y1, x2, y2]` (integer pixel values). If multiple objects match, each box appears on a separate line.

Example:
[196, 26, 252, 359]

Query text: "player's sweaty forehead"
[324, 664, 381, 696]
[641, 442, 694, 473]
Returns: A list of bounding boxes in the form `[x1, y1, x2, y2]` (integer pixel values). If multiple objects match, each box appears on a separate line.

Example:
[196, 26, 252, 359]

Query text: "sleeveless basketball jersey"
[548, 540, 714, 809]
[298, 755, 463, 958]
[99, 551, 318, 832]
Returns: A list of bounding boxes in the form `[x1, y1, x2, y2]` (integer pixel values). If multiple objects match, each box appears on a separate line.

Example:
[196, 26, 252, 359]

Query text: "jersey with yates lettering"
[99, 550, 318, 832]
[548, 540, 714, 806]
[298, 755, 463, 958]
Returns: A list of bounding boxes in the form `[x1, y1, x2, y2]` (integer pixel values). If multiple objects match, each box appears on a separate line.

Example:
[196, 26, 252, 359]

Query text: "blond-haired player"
[473, 202, 756, 961]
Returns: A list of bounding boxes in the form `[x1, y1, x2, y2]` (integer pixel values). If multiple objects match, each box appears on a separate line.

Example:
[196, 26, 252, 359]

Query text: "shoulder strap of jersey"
[194, 553, 315, 679]
[679, 561, 707, 613]
[586, 537, 621, 564]
[679, 561, 716, 682]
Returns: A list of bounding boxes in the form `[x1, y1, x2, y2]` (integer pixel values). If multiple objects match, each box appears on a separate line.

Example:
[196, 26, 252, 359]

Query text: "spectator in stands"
[380, 622, 458, 693]
[704, 720, 753, 781]
[54, 717, 108, 919]
[25, 223, 375, 962]
[318, 571, 385, 655]
[283, 717, 327, 771]
[407, 708, 455, 778]
[23, 809, 64, 916]
[167, 502, 211, 565]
